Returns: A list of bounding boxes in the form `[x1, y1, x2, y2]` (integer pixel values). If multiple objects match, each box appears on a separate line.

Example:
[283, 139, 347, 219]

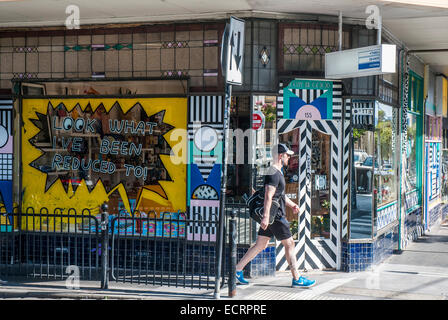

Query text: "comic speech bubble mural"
[22, 98, 187, 218]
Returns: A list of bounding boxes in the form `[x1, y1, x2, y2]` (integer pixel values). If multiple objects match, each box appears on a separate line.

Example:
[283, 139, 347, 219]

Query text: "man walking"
[236, 143, 316, 288]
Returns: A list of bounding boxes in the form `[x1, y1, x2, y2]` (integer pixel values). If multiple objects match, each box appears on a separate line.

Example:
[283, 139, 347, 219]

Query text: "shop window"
[0, 23, 224, 92]
[405, 70, 423, 211]
[409, 71, 424, 114]
[378, 76, 399, 106]
[442, 150, 448, 203]
[226, 96, 252, 199]
[373, 103, 399, 231]
[405, 113, 420, 194]
[279, 24, 350, 73]
[28, 102, 174, 214]
[425, 115, 443, 141]
[279, 129, 299, 240]
[310, 129, 331, 239]
[253, 95, 278, 187]
[350, 118, 374, 239]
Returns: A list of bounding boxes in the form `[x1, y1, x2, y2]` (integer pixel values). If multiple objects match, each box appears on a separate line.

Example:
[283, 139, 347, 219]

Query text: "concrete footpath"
[0, 219, 447, 300]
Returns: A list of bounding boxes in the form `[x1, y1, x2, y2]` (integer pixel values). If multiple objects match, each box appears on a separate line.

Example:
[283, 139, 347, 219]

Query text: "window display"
[374, 103, 398, 230]
[310, 129, 330, 239]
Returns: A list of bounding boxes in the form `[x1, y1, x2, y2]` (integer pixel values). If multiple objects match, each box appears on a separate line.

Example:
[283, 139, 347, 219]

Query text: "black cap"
[273, 143, 294, 156]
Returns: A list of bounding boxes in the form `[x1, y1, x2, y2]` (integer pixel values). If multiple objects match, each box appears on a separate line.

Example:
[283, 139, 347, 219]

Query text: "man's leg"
[281, 236, 300, 280]
[236, 235, 270, 272]
[282, 236, 316, 288]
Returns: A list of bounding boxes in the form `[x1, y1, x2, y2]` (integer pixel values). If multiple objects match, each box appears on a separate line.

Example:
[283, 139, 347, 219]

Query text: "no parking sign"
[252, 111, 265, 130]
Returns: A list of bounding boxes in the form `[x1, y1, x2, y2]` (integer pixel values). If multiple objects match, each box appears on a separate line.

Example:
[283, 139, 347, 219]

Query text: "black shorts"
[257, 217, 292, 241]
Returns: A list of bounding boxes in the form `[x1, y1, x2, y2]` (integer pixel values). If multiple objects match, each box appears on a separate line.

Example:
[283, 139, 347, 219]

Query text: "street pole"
[100, 203, 109, 289]
[215, 16, 244, 299]
[214, 83, 232, 299]
[228, 209, 237, 297]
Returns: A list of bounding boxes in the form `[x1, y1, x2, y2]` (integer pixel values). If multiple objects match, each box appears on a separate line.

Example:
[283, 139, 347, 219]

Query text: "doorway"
[277, 119, 346, 270]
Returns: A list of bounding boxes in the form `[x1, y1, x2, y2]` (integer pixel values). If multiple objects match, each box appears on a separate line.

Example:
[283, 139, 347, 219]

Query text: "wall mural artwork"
[187, 96, 224, 242]
[426, 142, 441, 202]
[0, 102, 14, 232]
[22, 98, 187, 233]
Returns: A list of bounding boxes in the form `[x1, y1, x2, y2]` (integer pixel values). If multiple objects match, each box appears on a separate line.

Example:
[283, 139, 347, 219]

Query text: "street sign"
[225, 16, 245, 85]
[325, 44, 396, 79]
[252, 111, 265, 130]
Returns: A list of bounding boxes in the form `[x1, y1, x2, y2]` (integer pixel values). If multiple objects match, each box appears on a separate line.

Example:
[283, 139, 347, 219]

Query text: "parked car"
[354, 150, 369, 166]
[362, 156, 378, 168]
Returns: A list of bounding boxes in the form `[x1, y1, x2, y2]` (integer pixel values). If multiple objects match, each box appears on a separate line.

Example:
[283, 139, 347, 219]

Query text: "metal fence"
[224, 198, 255, 246]
[0, 202, 254, 290]
[0, 207, 101, 280]
[109, 211, 218, 289]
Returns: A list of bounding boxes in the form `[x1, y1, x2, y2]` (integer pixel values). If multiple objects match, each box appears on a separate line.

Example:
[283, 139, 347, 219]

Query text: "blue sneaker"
[292, 276, 316, 288]
[236, 270, 249, 285]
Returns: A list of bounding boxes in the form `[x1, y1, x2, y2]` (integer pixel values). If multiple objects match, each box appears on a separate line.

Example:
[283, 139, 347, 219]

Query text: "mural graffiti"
[0, 102, 13, 231]
[22, 98, 187, 233]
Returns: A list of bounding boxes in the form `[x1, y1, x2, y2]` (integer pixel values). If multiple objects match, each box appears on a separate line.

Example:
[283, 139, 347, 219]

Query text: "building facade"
[0, 13, 446, 274]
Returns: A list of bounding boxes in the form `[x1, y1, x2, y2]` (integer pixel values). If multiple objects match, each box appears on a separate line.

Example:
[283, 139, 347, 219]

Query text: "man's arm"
[285, 196, 295, 208]
[261, 185, 276, 230]
[285, 194, 300, 214]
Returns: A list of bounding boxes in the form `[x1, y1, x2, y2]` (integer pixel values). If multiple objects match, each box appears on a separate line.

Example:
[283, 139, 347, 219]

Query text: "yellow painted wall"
[22, 98, 187, 230]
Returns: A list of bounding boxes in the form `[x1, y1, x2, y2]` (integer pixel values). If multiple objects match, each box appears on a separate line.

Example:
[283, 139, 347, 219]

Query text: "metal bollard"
[228, 210, 237, 297]
[100, 203, 109, 289]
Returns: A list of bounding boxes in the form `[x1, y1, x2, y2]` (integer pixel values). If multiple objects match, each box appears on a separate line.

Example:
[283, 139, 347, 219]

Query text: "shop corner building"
[0, 11, 447, 276]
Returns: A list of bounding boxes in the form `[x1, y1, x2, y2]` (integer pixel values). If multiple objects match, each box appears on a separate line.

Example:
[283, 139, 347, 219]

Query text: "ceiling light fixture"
[380, 0, 448, 9]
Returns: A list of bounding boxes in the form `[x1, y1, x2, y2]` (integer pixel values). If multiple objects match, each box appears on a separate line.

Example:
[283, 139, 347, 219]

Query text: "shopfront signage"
[283, 79, 334, 120]
[325, 44, 396, 79]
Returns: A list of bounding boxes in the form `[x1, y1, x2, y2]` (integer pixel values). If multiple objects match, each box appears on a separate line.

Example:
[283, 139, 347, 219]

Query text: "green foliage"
[256, 101, 276, 122]
[290, 220, 299, 237]
[376, 121, 392, 160]
[321, 200, 330, 209]
[353, 128, 366, 141]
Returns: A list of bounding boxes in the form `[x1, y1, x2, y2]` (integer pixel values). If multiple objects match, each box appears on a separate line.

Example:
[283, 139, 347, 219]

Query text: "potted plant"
[320, 200, 331, 237]
[311, 216, 322, 237]
[321, 200, 330, 212]
[255, 100, 276, 128]
[290, 220, 299, 239]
